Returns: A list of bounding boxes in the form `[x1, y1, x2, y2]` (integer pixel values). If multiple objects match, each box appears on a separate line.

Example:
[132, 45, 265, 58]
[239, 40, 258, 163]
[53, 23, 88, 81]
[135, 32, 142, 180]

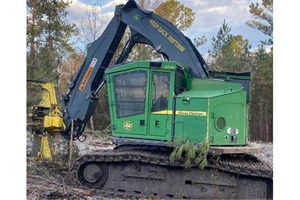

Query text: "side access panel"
[209, 92, 247, 145]
[174, 97, 208, 143]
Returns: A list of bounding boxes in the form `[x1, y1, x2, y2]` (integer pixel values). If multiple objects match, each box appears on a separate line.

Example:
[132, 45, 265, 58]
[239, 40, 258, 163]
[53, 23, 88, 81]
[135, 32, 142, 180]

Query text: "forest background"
[26, 0, 273, 142]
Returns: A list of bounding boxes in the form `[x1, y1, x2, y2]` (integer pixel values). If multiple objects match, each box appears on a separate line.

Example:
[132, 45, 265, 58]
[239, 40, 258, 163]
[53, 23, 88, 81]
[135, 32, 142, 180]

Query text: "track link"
[68, 146, 273, 199]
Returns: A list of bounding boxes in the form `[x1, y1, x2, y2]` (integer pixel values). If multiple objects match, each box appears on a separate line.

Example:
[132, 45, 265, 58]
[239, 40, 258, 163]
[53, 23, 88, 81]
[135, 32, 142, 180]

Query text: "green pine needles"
[169, 140, 209, 169]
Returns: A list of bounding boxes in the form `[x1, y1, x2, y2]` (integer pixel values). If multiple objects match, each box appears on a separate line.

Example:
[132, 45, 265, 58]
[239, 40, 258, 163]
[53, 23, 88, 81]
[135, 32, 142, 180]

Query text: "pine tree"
[246, 0, 273, 46]
[27, 0, 76, 83]
[209, 20, 251, 72]
[246, 0, 273, 142]
[250, 44, 273, 141]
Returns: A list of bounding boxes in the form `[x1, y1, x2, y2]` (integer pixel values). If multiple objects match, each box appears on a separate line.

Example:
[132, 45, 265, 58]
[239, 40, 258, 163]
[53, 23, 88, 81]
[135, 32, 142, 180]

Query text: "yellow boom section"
[28, 82, 58, 108]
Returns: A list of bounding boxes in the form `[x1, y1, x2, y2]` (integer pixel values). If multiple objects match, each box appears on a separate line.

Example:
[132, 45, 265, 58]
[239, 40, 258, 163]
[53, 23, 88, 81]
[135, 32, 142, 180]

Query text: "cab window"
[152, 72, 170, 112]
[113, 70, 147, 118]
[175, 67, 185, 95]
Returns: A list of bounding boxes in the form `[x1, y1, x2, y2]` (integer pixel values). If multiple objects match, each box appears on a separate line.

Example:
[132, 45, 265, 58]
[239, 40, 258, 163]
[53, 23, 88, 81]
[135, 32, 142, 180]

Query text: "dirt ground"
[27, 132, 119, 200]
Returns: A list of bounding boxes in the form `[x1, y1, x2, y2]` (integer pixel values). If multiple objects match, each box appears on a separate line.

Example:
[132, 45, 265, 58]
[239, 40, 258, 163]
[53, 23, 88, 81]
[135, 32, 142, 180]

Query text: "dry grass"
[27, 158, 103, 199]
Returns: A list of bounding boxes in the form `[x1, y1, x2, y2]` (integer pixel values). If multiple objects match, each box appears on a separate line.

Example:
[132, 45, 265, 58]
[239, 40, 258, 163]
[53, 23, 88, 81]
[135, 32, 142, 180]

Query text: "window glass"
[152, 72, 170, 112]
[113, 70, 147, 118]
[175, 68, 185, 95]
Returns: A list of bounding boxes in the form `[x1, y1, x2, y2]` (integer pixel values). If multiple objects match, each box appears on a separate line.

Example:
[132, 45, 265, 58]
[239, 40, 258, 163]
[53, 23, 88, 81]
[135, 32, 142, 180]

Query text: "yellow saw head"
[27, 80, 65, 160]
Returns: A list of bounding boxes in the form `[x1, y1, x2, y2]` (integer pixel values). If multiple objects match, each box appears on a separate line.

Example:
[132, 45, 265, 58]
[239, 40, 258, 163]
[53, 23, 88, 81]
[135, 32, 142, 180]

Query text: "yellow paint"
[152, 110, 173, 115]
[27, 81, 65, 134]
[123, 121, 133, 130]
[28, 81, 65, 161]
[152, 110, 207, 116]
[37, 135, 52, 161]
[28, 82, 58, 108]
[176, 110, 207, 116]
[149, 19, 185, 52]
[43, 115, 63, 128]
[45, 106, 66, 133]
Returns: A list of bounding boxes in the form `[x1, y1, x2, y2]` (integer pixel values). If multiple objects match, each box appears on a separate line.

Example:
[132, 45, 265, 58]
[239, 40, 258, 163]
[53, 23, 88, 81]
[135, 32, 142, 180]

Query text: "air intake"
[150, 62, 162, 68]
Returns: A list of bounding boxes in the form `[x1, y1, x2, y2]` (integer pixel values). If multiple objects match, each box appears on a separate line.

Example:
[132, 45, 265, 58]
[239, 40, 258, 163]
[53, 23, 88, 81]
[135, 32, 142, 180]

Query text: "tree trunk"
[265, 108, 269, 142]
[90, 116, 95, 132]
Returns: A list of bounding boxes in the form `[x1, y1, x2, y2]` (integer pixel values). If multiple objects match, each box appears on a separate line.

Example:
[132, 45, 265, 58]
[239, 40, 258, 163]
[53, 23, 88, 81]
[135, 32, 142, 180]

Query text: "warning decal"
[79, 58, 98, 91]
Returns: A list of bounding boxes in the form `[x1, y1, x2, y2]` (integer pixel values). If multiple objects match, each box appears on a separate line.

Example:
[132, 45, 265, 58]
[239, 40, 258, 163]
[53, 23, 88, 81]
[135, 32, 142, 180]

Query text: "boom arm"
[61, 0, 209, 139]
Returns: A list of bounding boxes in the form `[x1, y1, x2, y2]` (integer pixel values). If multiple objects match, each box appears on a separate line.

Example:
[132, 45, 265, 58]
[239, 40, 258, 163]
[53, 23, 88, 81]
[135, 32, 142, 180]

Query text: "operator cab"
[106, 61, 184, 145]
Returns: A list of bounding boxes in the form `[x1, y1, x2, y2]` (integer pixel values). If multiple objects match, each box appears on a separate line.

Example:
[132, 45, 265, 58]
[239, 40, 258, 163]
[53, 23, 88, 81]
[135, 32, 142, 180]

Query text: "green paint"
[105, 61, 249, 146]
[133, 14, 140, 21]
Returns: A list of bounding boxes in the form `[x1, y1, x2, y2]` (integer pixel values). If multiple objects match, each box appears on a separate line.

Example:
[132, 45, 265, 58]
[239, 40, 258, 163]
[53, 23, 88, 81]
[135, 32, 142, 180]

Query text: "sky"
[65, 0, 269, 57]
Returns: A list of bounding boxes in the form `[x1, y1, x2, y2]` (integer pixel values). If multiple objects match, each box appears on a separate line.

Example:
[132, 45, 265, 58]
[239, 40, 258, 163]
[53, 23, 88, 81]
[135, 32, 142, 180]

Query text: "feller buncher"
[27, 80, 64, 160]
[28, 0, 273, 198]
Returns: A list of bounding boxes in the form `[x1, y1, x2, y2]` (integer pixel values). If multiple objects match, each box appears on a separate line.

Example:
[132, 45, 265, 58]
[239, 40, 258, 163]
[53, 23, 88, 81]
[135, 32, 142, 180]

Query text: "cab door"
[148, 71, 172, 139]
[110, 69, 149, 135]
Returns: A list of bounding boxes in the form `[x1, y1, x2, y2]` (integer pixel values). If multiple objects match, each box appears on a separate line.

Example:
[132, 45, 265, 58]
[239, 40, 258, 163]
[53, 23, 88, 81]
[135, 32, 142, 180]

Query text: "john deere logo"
[123, 121, 133, 130]
[133, 14, 140, 21]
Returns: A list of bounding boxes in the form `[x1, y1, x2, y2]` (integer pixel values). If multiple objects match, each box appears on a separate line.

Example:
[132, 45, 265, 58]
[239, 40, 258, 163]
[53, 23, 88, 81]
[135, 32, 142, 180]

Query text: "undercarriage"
[68, 145, 273, 199]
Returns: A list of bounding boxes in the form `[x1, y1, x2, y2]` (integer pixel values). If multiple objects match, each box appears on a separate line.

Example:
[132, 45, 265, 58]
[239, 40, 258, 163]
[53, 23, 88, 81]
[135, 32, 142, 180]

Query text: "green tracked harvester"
[58, 0, 272, 199]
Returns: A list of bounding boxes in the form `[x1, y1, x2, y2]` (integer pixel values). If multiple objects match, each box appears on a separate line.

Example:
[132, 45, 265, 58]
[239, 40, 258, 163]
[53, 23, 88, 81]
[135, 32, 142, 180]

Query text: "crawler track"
[68, 146, 273, 199]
